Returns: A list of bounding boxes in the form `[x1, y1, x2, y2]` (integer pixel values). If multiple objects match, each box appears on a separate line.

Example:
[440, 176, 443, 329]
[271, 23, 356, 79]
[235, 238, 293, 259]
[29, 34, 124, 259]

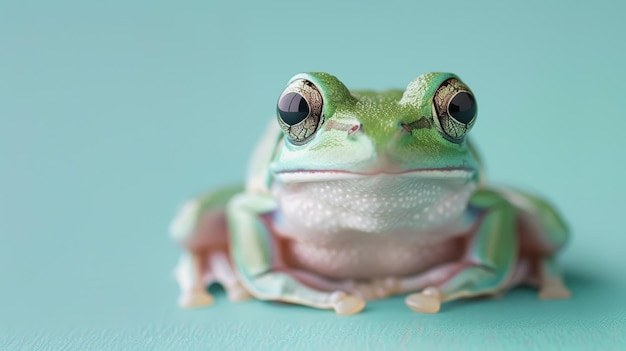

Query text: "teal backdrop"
[1, 0, 625, 350]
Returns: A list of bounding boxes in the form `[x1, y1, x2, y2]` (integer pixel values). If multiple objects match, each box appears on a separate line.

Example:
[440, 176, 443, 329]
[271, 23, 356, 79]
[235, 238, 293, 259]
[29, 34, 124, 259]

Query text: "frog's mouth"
[274, 167, 476, 184]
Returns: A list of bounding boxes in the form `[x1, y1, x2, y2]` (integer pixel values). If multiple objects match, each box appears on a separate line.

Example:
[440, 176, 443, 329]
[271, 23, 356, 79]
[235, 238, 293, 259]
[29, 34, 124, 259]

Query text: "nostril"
[348, 124, 361, 135]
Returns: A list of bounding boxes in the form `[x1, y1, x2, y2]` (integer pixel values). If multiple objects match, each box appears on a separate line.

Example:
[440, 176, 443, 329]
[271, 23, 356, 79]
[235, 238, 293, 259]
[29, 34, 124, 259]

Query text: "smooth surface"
[1, 0, 625, 350]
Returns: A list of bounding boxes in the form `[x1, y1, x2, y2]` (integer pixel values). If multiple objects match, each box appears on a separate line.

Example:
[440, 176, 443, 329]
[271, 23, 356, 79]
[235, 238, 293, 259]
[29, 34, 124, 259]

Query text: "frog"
[170, 72, 571, 315]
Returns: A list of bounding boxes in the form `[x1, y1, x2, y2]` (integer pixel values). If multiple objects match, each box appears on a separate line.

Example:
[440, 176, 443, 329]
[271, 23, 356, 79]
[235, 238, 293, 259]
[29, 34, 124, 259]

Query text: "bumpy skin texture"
[170, 72, 570, 315]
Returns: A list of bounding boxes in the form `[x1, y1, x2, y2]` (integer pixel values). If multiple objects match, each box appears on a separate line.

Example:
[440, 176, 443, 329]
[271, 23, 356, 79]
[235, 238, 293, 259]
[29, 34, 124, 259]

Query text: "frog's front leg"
[405, 189, 518, 313]
[227, 193, 366, 315]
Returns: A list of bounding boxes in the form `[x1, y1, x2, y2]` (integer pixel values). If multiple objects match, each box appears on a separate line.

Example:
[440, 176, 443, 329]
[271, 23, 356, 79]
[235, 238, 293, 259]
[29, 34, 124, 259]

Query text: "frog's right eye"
[277, 79, 324, 144]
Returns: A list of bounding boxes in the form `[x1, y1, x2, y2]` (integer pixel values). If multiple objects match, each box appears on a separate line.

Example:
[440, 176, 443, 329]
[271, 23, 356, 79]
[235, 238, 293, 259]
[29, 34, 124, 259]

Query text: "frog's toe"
[405, 293, 440, 313]
[539, 280, 572, 300]
[179, 290, 215, 308]
[405, 287, 443, 314]
[332, 294, 366, 316]
[226, 282, 253, 302]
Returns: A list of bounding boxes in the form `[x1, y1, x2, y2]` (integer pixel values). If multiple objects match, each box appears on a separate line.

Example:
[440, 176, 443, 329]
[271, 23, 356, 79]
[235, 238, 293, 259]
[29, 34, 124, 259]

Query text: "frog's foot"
[179, 288, 215, 308]
[405, 287, 443, 314]
[225, 281, 253, 302]
[331, 292, 366, 316]
[539, 278, 571, 300]
[537, 258, 571, 300]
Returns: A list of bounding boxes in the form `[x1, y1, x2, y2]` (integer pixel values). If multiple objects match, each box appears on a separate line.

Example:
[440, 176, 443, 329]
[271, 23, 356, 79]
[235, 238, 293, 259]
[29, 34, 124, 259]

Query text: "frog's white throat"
[271, 170, 477, 239]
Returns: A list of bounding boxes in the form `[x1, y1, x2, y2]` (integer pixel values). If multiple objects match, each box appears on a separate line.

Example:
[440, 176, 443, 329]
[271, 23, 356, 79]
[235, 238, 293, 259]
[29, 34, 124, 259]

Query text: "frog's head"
[270, 72, 481, 185]
[265, 72, 482, 232]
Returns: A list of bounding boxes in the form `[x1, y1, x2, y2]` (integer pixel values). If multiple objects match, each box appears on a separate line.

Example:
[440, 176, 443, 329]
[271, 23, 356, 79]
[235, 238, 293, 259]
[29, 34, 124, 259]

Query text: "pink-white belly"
[285, 236, 464, 279]
[271, 173, 476, 279]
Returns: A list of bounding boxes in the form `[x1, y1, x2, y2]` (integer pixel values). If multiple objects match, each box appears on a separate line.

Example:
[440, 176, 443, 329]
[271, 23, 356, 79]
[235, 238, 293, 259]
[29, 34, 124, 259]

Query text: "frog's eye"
[433, 78, 477, 141]
[276, 79, 324, 144]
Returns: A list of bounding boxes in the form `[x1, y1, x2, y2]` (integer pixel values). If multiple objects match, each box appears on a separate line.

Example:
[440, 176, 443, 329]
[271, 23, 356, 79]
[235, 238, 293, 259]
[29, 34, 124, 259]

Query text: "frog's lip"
[274, 167, 476, 183]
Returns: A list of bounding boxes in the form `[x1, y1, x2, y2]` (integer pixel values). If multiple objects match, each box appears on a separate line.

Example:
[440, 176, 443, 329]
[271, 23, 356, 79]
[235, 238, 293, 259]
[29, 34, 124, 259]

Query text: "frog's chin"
[274, 168, 476, 184]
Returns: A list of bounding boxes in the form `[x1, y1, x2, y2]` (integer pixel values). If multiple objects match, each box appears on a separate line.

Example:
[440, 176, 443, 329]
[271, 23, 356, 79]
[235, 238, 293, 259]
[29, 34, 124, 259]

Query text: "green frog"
[170, 72, 570, 315]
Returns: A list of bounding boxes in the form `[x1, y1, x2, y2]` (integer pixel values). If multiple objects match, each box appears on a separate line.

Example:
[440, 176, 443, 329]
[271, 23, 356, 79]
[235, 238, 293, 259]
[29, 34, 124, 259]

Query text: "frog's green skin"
[171, 72, 570, 315]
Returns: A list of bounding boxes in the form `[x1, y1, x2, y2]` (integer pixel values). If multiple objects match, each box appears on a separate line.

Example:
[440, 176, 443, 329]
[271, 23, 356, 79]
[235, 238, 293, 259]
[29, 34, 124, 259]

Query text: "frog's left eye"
[433, 78, 477, 141]
[276, 79, 324, 144]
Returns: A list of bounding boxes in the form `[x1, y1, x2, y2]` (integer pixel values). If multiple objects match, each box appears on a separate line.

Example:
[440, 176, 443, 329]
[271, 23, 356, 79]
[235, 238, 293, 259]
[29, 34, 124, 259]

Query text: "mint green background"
[1, 0, 625, 350]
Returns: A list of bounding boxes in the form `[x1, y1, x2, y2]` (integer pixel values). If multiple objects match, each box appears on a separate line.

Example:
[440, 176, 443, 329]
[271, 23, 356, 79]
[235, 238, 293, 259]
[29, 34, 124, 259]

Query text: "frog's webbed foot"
[331, 292, 366, 316]
[538, 258, 571, 300]
[539, 279, 571, 300]
[405, 287, 443, 314]
[179, 288, 215, 308]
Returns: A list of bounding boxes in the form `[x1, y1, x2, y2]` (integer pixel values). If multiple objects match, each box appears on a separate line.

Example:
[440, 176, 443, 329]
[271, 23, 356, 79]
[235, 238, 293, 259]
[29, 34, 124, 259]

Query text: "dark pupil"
[277, 92, 309, 125]
[448, 92, 476, 124]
